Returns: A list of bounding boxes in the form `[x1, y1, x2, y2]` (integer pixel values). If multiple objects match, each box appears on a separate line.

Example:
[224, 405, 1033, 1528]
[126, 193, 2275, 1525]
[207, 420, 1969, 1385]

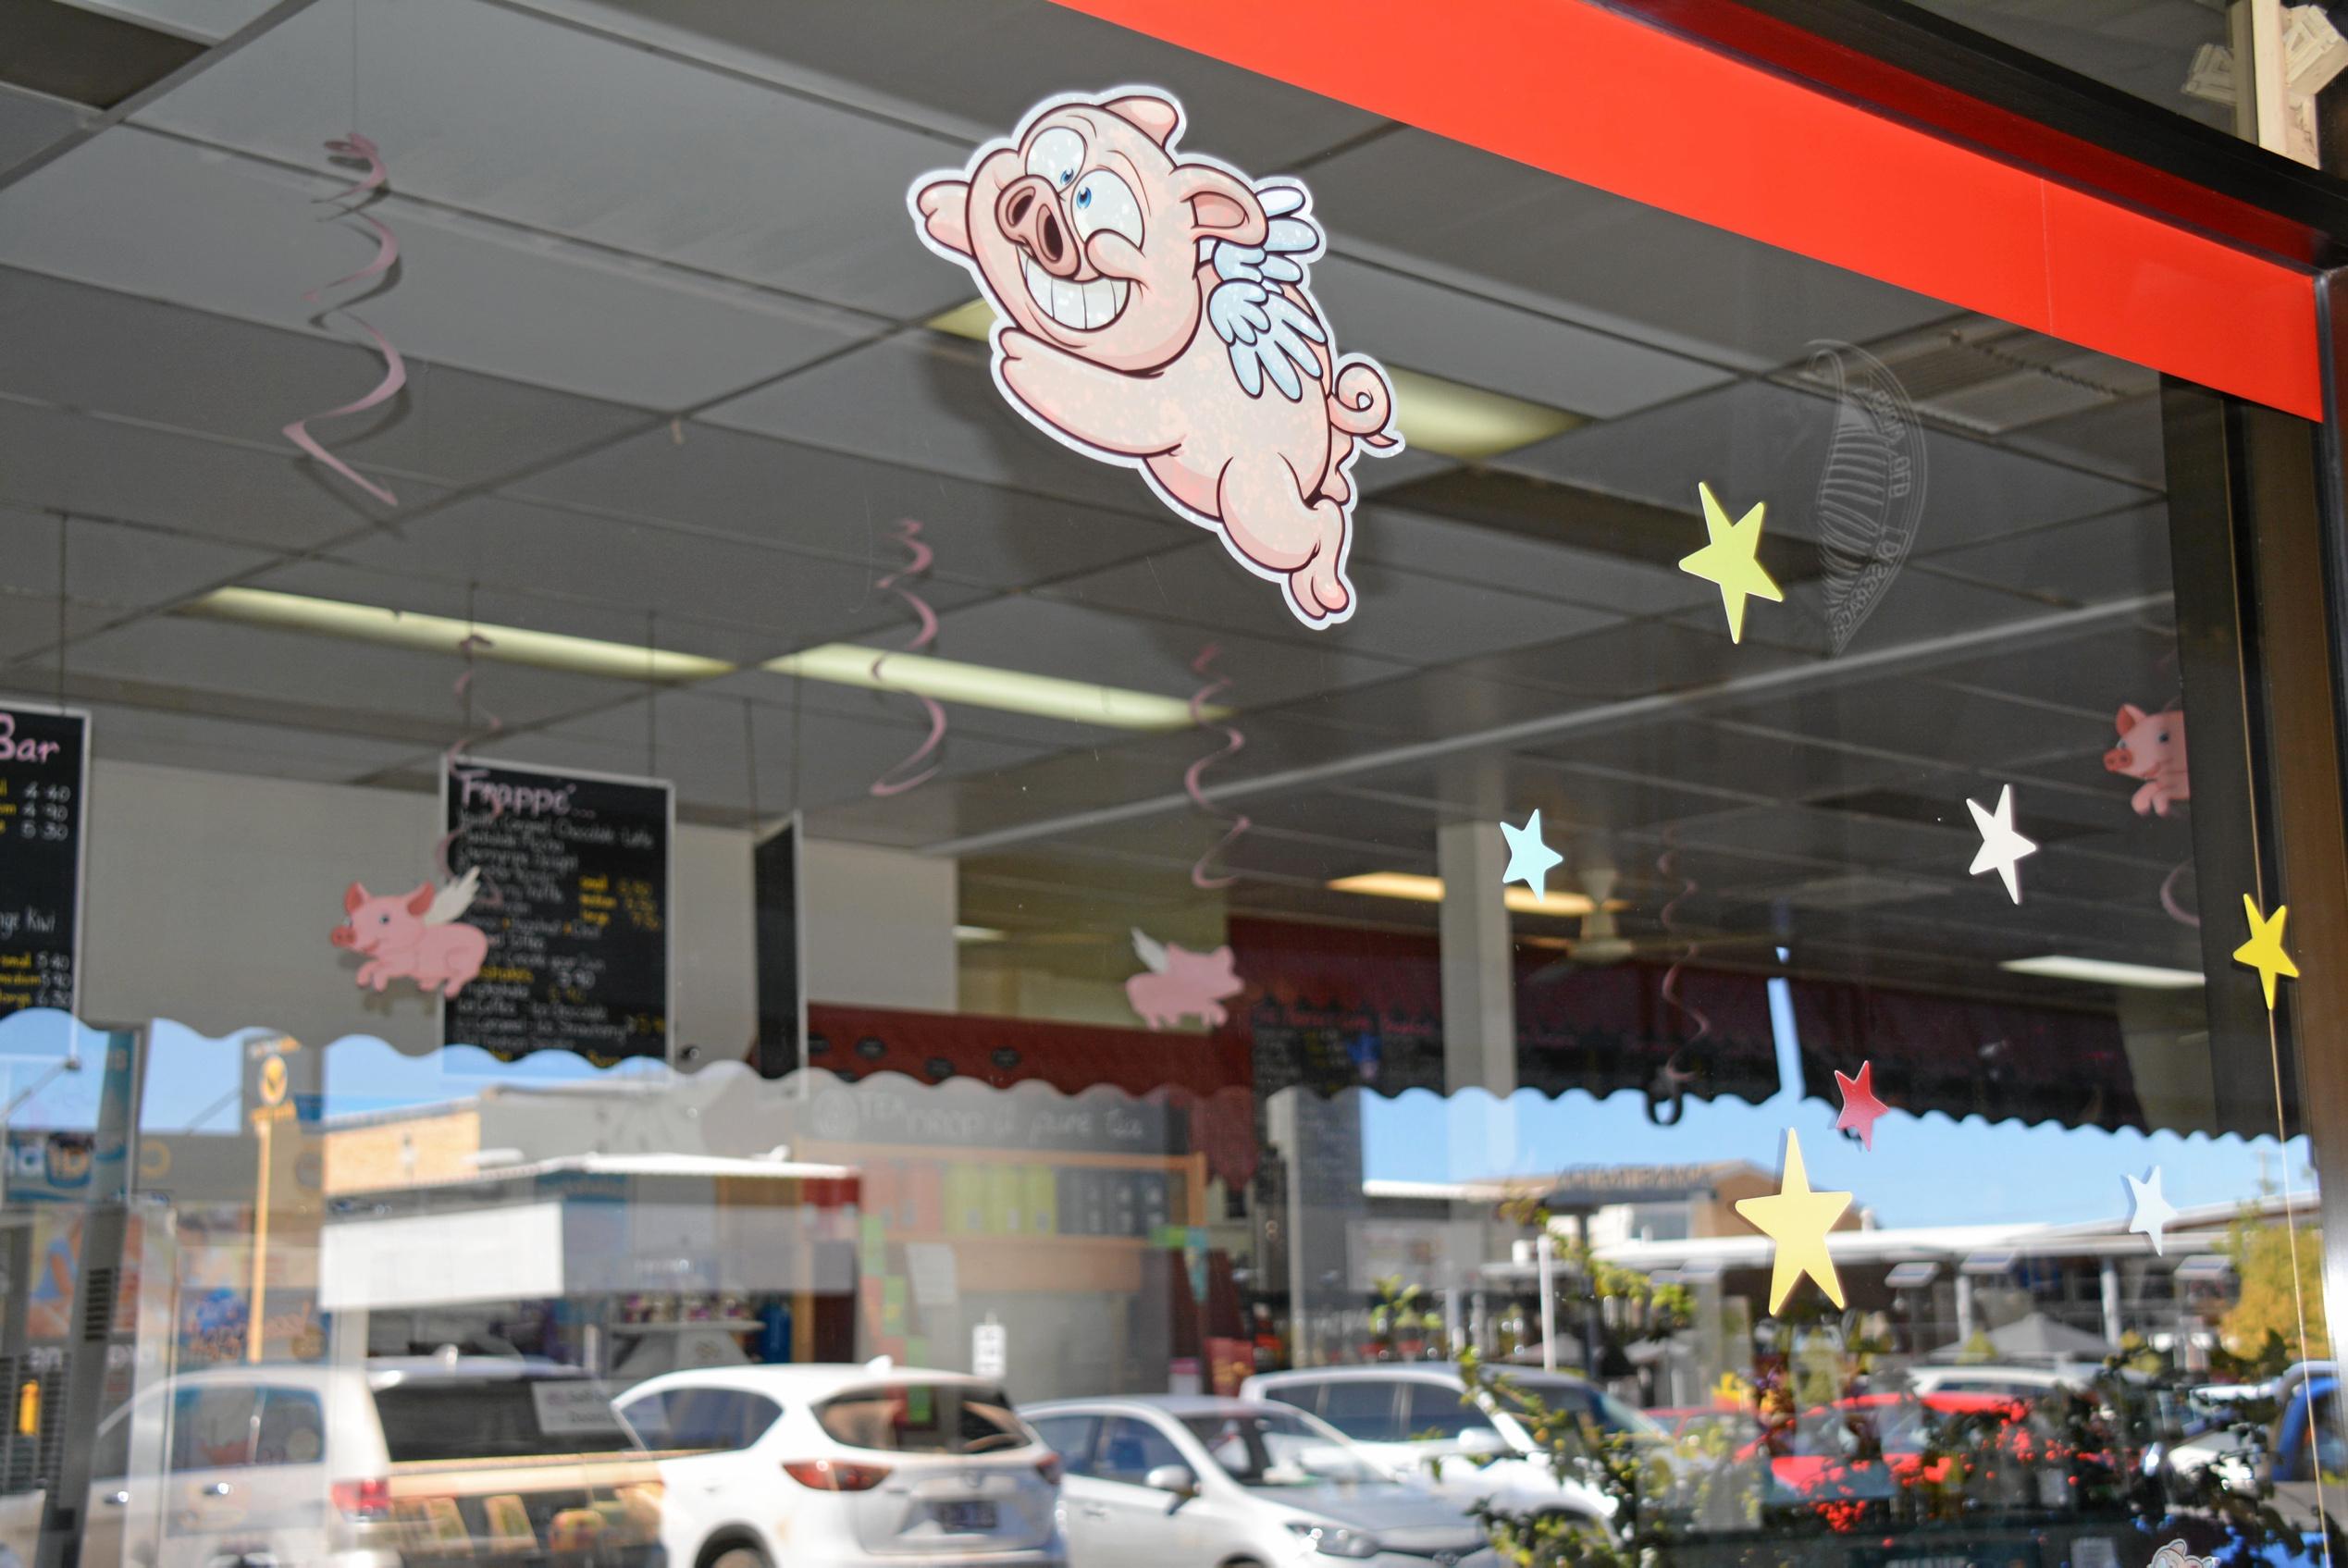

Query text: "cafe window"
[0, 0, 2339, 1565]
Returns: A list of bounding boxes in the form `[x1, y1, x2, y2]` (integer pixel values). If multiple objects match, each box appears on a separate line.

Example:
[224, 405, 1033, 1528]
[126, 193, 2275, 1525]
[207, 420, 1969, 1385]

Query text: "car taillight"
[783, 1459, 892, 1491]
[1036, 1454, 1062, 1485]
[329, 1479, 392, 1521]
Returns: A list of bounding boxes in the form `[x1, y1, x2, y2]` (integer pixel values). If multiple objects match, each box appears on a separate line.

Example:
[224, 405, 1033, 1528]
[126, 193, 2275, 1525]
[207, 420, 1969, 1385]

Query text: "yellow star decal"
[1734, 1130, 1852, 1314]
[1678, 483, 1784, 644]
[2231, 895, 2299, 1010]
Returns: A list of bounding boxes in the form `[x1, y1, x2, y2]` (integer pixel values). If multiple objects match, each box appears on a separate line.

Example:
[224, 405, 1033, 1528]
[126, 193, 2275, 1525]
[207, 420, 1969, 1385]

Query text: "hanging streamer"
[869, 520, 947, 798]
[2160, 861, 2200, 929]
[283, 133, 406, 508]
[1650, 839, 1709, 1125]
[1184, 645, 1252, 889]
[433, 631, 505, 906]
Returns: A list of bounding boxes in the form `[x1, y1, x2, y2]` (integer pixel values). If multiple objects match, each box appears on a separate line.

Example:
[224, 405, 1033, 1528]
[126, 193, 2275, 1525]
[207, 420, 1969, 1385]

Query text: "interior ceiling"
[0, 0, 2195, 1009]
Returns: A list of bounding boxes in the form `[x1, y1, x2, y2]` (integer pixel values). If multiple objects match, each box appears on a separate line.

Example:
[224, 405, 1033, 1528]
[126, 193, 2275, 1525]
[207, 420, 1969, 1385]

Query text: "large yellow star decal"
[1734, 1130, 1852, 1314]
[2232, 895, 2299, 1010]
[1679, 483, 1784, 645]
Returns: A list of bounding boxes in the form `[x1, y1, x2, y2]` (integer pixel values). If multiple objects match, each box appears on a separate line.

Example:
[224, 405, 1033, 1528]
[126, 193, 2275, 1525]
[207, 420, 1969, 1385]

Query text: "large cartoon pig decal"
[910, 89, 1401, 628]
[2105, 703, 2188, 817]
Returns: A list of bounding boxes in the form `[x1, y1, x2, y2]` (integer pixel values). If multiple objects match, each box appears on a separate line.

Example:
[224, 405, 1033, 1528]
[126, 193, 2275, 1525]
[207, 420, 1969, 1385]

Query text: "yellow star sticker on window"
[2231, 895, 2299, 1010]
[1734, 1130, 1851, 1314]
[1678, 483, 1784, 644]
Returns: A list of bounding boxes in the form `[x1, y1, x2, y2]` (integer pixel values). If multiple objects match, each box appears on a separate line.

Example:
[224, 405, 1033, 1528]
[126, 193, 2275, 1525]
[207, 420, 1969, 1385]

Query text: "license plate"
[933, 1500, 997, 1531]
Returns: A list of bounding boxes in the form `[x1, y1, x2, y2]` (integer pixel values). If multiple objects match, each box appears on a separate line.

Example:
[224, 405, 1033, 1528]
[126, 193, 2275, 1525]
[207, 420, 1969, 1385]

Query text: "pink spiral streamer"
[282, 134, 406, 508]
[869, 520, 947, 798]
[1655, 842, 1712, 1052]
[433, 632, 505, 903]
[1184, 645, 1252, 890]
[2160, 859, 2201, 929]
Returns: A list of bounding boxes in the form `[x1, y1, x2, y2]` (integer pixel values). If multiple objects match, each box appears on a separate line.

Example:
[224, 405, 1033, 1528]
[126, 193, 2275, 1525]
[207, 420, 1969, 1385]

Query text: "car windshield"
[1179, 1410, 1387, 1488]
[1489, 1375, 1668, 1442]
[814, 1383, 1030, 1454]
[372, 1376, 638, 1463]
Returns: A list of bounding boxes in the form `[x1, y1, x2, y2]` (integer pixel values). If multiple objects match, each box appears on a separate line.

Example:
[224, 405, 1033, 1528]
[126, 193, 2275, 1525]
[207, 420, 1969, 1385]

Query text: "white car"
[1022, 1395, 1495, 1568]
[1240, 1364, 1636, 1526]
[615, 1363, 1066, 1568]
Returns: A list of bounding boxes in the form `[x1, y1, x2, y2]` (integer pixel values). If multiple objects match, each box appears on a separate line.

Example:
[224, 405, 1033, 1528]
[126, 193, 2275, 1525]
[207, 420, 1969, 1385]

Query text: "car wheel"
[706, 1546, 770, 1568]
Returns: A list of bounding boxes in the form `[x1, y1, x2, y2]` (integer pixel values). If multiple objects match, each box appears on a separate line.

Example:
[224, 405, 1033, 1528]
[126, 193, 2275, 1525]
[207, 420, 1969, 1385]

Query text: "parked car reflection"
[1024, 1396, 1495, 1568]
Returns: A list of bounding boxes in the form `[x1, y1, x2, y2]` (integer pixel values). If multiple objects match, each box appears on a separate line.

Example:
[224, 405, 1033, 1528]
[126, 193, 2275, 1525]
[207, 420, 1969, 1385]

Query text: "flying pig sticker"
[909, 87, 1401, 629]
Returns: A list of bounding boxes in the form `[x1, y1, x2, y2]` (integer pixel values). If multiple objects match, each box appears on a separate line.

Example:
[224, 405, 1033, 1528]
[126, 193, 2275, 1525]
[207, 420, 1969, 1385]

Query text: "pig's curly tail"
[1329, 357, 1399, 448]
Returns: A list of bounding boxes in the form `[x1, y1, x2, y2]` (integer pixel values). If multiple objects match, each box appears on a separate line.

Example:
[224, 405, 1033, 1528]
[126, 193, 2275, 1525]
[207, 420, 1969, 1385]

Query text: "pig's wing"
[1131, 927, 1170, 974]
[1207, 181, 1328, 401]
[425, 865, 482, 925]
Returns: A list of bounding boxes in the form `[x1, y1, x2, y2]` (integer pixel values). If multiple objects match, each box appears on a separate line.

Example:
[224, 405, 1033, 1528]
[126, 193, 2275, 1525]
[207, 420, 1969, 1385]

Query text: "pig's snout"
[998, 175, 1081, 278]
[2104, 747, 2132, 773]
[330, 923, 356, 948]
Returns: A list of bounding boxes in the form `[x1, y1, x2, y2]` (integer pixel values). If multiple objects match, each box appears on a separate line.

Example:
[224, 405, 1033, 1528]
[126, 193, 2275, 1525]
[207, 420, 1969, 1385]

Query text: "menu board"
[0, 705, 87, 1022]
[441, 757, 672, 1063]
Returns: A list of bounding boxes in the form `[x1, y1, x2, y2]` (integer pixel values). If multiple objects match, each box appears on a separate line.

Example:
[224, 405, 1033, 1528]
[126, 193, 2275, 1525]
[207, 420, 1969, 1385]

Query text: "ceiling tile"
[0, 127, 872, 408]
[63, 614, 635, 729]
[1918, 503, 2172, 607]
[133, 0, 971, 317]
[0, 269, 645, 485]
[0, 398, 431, 549]
[319, 494, 993, 658]
[1307, 130, 1955, 371]
[80, 703, 426, 782]
[699, 333, 1147, 513]
[1354, 504, 1710, 616]
[517, 0, 1384, 169]
[508, 421, 1182, 586]
[0, 507, 277, 611]
[0, 84, 85, 179]
[1312, 255, 1730, 419]
[1505, 379, 2151, 554]
[1039, 542, 1616, 664]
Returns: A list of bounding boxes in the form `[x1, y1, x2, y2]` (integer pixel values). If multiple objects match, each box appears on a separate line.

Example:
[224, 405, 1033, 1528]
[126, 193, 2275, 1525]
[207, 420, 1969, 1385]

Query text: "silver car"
[1022, 1395, 1495, 1568]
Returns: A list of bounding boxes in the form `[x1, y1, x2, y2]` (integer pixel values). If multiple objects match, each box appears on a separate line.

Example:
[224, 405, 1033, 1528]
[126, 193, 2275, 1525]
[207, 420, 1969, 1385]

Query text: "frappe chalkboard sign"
[440, 756, 673, 1063]
[0, 705, 88, 1024]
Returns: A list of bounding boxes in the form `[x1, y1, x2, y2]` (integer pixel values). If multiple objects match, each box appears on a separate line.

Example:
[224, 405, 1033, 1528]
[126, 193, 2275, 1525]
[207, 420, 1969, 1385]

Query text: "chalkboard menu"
[0, 705, 87, 1023]
[441, 757, 672, 1063]
[752, 817, 804, 1080]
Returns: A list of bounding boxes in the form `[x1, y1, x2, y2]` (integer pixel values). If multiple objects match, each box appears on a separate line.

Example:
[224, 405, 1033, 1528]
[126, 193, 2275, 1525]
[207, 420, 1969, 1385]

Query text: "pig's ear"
[1104, 93, 1181, 148]
[2116, 703, 2145, 734]
[404, 883, 436, 917]
[1172, 166, 1268, 247]
[343, 882, 367, 914]
[915, 178, 973, 257]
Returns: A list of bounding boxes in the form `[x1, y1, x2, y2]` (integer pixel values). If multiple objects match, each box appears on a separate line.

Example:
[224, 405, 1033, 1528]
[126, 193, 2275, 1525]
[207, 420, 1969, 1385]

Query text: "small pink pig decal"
[1125, 928, 1242, 1030]
[910, 89, 1401, 629]
[2105, 703, 2189, 817]
[332, 865, 490, 997]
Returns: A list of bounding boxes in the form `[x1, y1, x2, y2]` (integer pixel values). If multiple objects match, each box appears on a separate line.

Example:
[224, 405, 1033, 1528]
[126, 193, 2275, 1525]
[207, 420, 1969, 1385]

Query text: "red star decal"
[1834, 1060, 1890, 1151]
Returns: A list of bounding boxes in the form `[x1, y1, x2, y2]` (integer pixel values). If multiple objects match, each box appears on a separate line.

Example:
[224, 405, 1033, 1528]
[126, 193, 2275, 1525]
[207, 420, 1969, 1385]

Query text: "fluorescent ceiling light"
[953, 924, 1007, 944]
[1328, 870, 1596, 918]
[188, 588, 1209, 734]
[2000, 955, 2206, 990]
[924, 301, 1583, 461]
[188, 587, 735, 681]
[764, 644, 1208, 732]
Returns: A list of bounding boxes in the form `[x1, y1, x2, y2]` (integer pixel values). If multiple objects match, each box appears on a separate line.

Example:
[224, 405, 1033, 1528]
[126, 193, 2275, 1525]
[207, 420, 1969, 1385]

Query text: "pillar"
[2101, 1257, 2124, 1346]
[1438, 820, 1514, 1095]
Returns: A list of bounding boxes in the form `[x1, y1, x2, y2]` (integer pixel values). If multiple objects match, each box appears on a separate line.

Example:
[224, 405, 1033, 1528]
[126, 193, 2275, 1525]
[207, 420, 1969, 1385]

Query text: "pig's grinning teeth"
[1022, 255, 1128, 330]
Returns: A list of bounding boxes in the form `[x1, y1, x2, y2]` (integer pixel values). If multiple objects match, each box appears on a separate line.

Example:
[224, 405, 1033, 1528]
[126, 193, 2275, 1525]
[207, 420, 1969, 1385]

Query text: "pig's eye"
[2157, 731, 2169, 742]
[1025, 128, 1083, 191]
[1070, 169, 1143, 248]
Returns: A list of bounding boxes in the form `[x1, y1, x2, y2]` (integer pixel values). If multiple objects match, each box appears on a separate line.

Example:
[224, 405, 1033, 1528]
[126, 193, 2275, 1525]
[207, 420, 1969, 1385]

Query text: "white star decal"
[2125, 1167, 2180, 1255]
[1967, 784, 2039, 905]
[1499, 809, 1563, 903]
